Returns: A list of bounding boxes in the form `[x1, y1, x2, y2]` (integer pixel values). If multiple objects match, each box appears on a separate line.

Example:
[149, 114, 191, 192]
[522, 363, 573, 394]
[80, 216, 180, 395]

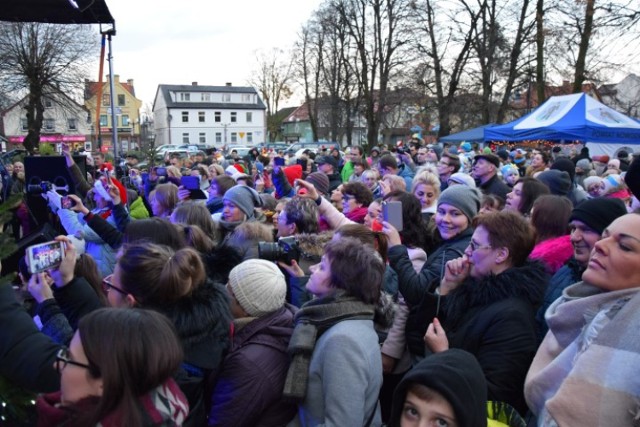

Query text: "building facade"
[1, 92, 91, 151]
[152, 82, 266, 147]
[84, 74, 143, 153]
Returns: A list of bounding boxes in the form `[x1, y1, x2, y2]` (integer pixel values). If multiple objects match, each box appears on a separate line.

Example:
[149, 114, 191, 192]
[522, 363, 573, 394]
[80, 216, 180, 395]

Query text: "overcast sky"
[94, 0, 322, 110]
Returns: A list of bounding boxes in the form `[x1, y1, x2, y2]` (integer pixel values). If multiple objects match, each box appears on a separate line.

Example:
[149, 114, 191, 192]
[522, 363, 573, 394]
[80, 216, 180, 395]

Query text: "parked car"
[285, 141, 341, 156]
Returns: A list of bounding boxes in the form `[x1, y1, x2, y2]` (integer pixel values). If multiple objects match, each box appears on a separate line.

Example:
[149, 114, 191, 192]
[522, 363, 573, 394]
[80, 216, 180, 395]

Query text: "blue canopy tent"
[484, 93, 640, 144]
[440, 124, 496, 143]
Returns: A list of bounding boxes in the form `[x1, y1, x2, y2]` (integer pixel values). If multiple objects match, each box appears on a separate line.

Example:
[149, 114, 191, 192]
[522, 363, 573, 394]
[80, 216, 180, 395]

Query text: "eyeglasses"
[55, 348, 92, 373]
[467, 241, 493, 252]
[102, 274, 127, 295]
[437, 161, 450, 166]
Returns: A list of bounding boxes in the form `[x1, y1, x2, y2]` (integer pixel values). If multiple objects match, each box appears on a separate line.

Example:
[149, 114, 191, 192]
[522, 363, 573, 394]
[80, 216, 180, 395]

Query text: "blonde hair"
[153, 183, 179, 217]
[166, 166, 182, 179]
[412, 170, 441, 197]
[383, 174, 406, 192]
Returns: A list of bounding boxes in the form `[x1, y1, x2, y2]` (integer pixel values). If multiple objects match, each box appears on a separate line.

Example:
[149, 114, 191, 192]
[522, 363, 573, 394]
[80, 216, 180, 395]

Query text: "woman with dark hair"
[528, 195, 574, 274]
[340, 181, 373, 223]
[504, 177, 550, 217]
[284, 238, 388, 426]
[171, 201, 219, 243]
[526, 151, 550, 176]
[207, 175, 236, 215]
[104, 242, 232, 425]
[383, 186, 479, 362]
[423, 211, 547, 415]
[37, 308, 188, 426]
[151, 183, 179, 219]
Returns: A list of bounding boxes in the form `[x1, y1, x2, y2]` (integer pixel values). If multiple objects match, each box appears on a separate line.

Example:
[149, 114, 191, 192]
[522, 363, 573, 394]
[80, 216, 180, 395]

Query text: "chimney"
[127, 79, 134, 87]
[192, 81, 198, 86]
[114, 74, 120, 84]
[226, 82, 232, 87]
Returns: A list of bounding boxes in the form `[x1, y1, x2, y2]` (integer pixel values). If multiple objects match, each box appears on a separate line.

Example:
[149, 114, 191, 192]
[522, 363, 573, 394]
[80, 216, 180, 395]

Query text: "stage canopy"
[484, 93, 640, 144]
[0, 0, 114, 24]
[439, 124, 496, 143]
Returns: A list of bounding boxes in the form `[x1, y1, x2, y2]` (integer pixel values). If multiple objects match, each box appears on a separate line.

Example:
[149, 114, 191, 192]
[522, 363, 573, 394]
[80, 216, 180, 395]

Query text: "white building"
[152, 82, 266, 147]
[1, 92, 90, 150]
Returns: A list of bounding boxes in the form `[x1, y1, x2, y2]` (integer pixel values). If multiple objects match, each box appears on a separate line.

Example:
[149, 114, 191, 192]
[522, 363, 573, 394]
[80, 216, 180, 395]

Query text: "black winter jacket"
[424, 261, 547, 415]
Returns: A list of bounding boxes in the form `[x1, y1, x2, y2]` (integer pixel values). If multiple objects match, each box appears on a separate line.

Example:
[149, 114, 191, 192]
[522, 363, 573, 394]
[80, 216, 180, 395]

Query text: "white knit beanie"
[228, 259, 287, 317]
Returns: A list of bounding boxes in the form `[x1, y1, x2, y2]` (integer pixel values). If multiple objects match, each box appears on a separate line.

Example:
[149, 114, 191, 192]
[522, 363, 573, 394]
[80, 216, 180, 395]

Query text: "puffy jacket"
[208, 305, 297, 426]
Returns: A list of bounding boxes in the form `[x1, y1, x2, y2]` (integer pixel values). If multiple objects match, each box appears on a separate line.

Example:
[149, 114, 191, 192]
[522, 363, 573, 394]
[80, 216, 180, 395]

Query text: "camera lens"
[258, 242, 282, 261]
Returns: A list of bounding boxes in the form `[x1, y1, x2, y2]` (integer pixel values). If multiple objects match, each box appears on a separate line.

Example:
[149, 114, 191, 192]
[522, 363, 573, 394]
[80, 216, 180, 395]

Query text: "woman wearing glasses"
[422, 211, 547, 416]
[39, 308, 189, 426]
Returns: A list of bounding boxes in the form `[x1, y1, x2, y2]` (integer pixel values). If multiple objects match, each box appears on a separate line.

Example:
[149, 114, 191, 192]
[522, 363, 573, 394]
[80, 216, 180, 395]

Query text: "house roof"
[155, 84, 266, 110]
[2, 90, 89, 117]
[85, 81, 136, 100]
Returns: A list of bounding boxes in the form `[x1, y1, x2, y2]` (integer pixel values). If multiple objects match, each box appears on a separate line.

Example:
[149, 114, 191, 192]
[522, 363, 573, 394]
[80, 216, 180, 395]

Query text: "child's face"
[401, 389, 458, 427]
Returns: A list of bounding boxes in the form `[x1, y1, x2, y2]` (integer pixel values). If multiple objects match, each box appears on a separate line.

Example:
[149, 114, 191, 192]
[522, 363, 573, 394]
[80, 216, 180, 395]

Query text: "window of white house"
[43, 98, 53, 108]
[231, 112, 237, 123]
[43, 119, 55, 131]
[100, 115, 108, 126]
[199, 133, 206, 143]
[214, 112, 221, 122]
[223, 93, 231, 102]
[20, 119, 27, 131]
[121, 115, 130, 126]
[117, 94, 125, 106]
[182, 111, 189, 122]
[198, 111, 205, 122]
[102, 94, 110, 106]
[241, 94, 251, 103]
[247, 132, 253, 143]
[201, 93, 211, 102]
[182, 133, 189, 143]
[215, 132, 222, 143]
[246, 112, 253, 122]
[68, 118, 77, 130]
[231, 132, 237, 143]
[180, 93, 191, 101]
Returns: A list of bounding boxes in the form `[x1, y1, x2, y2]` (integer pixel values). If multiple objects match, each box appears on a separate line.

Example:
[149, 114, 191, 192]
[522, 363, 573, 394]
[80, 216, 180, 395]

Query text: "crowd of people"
[1, 138, 640, 426]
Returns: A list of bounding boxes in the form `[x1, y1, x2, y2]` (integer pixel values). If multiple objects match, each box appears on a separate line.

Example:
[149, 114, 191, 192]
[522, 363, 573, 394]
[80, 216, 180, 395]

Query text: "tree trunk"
[535, 0, 546, 105]
[573, 0, 595, 93]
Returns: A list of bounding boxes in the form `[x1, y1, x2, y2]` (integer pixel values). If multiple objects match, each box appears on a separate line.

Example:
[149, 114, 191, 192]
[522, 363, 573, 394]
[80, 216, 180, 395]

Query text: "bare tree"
[0, 22, 97, 153]
[332, 0, 412, 147]
[247, 48, 295, 142]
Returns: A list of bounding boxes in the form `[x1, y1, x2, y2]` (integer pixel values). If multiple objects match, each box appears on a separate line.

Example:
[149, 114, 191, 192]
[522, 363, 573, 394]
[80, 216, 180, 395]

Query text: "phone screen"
[27, 241, 65, 274]
[61, 196, 75, 209]
[383, 201, 403, 231]
[181, 175, 200, 190]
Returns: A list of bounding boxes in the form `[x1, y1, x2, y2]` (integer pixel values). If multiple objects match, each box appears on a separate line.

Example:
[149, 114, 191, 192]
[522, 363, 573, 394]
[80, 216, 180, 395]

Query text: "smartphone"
[61, 195, 76, 209]
[274, 157, 285, 167]
[155, 167, 167, 176]
[383, 201, 403, 231]
[26, 240, 65, 274]
[181, 175, 200, 190]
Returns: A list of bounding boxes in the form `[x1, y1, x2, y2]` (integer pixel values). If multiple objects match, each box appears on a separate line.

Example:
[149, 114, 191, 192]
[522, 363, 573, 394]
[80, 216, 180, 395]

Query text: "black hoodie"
[389, 349, 488, 427]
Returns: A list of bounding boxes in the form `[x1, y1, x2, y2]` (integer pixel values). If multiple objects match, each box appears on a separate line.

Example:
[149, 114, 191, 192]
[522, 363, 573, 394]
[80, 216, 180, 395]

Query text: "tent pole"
[107, 33, 118, 163]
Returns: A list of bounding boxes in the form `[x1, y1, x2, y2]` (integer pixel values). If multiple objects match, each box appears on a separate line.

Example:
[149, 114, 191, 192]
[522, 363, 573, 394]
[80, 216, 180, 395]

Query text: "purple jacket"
[208, 304, 297, 427]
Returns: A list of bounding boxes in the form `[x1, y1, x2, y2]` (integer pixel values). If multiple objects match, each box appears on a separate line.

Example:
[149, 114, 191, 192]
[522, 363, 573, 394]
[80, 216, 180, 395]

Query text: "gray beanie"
[537, 170, 571, 196]
[228, 259, 287, 317]
[438, 185, 481, 222]
[223, 185, 264, 219]
[576, 158, 592, 172]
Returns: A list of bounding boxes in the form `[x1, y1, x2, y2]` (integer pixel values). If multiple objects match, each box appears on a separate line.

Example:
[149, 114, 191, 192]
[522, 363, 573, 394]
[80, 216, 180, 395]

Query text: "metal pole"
[107, 33, 118, 161]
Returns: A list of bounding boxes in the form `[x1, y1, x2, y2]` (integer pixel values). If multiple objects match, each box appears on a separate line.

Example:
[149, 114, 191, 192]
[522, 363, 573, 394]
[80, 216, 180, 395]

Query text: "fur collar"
[443, 261, 547, 326]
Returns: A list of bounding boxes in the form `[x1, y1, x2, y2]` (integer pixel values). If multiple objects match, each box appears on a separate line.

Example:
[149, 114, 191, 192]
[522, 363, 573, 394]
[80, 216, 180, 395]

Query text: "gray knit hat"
[223, 185, 264, 219]
[437, 185, 481, 222]
[306, 172, 330, 195]
[228, 259, 287, 317]
[576, 159, 592, 172]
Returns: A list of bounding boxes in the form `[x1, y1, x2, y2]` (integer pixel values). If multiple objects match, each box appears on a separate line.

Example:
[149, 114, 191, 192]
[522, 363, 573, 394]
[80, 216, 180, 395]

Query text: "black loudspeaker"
[0, 222, 58, 277]
[23, 155, 87, 227]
